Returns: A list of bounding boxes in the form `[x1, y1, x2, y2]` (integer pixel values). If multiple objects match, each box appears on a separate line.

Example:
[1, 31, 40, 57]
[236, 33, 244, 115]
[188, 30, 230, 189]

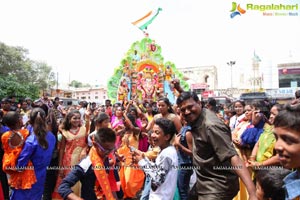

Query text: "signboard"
[279, 68, 300, 75]
[191, 83, 208, 89]
[201, 90, 214, 98]
[268, 88, 296, 98]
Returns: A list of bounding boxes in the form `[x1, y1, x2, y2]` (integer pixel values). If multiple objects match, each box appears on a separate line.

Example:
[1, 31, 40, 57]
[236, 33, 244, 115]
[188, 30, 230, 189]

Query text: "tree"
[0, 41, 55, 100]
[0, 74, 39, 99]
[69, 80, 83, 88]
[31, 61, 56, 90]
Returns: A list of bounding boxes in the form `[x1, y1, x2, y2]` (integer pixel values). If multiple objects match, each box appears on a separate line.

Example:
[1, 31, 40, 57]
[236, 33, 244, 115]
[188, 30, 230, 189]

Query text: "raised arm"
[172, 78, 184, 94]
[133, 100, 146, 119]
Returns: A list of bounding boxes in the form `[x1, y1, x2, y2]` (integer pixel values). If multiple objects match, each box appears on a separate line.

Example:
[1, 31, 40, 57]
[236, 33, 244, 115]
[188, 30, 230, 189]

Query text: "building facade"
[72, 85, 108, 104]
[177, 65, 218, 92]
[177, 60, 300, 101]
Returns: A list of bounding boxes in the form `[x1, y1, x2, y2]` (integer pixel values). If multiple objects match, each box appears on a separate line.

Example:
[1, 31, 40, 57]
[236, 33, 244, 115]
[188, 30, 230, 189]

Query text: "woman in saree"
[231, 103, 254, 200]
[111, 105, 125, 149]
[117, 110, 145, 199]
[52, 109, 90, 199]
[232, 103, 265, 200]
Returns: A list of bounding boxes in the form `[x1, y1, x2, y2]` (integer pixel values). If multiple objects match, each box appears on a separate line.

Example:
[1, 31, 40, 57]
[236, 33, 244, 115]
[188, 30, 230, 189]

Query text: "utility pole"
[56, 72, 59, 90]
[227, 61, 236, 89]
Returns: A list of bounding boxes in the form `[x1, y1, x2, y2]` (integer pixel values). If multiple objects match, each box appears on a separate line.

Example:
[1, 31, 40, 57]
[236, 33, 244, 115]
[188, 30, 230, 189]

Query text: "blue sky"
[0, 0, 299, 86]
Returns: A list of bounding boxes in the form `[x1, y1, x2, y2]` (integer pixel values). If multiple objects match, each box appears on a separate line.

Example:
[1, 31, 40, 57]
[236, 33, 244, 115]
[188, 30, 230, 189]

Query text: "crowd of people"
[0, 82, 300, 200]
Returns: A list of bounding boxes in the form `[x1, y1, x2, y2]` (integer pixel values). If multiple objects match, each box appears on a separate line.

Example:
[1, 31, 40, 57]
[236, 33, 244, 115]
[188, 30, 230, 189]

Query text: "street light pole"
[227, 61, 236, 89]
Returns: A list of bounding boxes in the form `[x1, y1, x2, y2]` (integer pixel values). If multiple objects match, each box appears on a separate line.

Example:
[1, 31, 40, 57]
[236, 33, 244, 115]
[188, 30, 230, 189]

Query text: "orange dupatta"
[1, 129, 37, 189]
[89, 146, 115, 200]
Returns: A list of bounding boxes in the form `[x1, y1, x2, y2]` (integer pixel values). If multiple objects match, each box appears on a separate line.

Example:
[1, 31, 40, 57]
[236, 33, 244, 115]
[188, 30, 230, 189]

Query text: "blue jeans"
[140, 175, 151, 200]
[177, 167, 193, 200]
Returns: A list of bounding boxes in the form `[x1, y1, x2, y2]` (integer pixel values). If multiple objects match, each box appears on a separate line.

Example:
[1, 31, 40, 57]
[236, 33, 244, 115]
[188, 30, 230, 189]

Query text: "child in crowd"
[88, 112, 111, 147]
[140, 130, 160, 200]
[229, 100, 245, 132]
[133, 118, 178, 200]
[240, 105, 266, 150]
[58, 128, 117, 200]
[1, 111, 37, 189]
[247, 104, 283, 170]
[174, 121, 193, 200]
[87, 112, 123, 199]
[255, 168, 291, 200]
[273, 103, 300, 200]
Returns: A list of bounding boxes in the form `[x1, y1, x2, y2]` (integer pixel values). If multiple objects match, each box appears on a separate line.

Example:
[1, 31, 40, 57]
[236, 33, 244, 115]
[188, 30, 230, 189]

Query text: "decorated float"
[107, 8, 189, 104]
[107, 36, 189, 105]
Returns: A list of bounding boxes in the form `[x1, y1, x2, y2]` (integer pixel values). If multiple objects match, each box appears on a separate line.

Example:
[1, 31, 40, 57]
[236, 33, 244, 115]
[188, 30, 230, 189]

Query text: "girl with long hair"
[52, 109, 89, 199]
[10, 108, 56, 200]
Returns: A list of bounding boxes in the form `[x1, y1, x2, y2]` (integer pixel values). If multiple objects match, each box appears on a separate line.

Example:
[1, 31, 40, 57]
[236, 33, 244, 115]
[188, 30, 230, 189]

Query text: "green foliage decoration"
[107, 37, 189, 102]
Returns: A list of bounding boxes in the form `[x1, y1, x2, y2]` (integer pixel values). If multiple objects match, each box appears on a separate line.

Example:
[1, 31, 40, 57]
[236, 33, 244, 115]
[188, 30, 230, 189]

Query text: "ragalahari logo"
[230, 2, 246, 18]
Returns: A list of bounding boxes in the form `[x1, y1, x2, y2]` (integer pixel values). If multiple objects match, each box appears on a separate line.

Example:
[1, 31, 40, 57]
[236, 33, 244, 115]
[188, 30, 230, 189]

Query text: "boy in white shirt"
[133, 118, 178, 200]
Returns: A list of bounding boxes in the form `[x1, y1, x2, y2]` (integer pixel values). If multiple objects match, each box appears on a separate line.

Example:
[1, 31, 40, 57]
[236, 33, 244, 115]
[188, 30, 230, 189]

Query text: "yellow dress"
[232, 120, 252, 200]
[117, 132, 145, 198]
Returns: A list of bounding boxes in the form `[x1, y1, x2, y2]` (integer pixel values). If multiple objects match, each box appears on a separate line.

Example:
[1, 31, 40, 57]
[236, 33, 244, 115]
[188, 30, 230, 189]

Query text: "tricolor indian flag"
[132, 7, 162, 31]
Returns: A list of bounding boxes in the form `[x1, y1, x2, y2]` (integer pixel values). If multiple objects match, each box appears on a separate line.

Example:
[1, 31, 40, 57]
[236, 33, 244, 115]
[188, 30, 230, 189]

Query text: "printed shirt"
[138, 145, 178, 200]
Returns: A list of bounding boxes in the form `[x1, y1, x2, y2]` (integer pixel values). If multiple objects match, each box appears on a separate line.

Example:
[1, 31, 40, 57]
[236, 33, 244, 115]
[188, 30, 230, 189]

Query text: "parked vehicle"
[239, 92, 271, 102]
[61, 97, 80, 106]
[202, 95, 233, 107]
[50, 97, 80, 107]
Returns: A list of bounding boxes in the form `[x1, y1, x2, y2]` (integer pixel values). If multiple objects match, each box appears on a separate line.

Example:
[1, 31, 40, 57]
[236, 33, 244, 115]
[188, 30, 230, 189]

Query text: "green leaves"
[0, 42, 54, 100]
[0, 74, 39, 99]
